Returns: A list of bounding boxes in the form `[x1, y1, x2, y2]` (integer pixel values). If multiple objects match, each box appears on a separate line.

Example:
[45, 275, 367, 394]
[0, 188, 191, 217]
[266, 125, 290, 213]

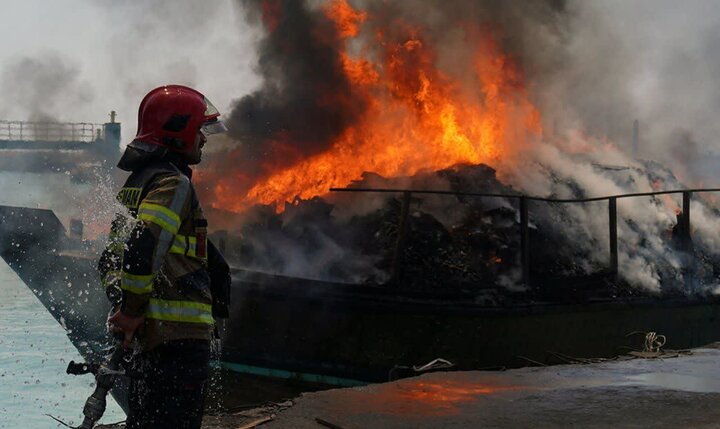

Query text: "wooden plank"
[236, 416, 274, 429]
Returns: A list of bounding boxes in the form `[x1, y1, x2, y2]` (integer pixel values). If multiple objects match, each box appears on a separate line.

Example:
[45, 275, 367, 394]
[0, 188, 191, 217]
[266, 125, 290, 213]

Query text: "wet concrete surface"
[257, 345, 720, 428]
[101, 344, 720, 428]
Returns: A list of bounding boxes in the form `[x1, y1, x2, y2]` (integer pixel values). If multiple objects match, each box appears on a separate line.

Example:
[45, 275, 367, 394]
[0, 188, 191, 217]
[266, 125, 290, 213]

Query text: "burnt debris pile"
[208, 161, 720, 297]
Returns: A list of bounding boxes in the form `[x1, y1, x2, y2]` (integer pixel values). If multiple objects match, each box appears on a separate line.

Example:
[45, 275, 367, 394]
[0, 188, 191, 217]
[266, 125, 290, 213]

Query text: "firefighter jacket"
[99, 145, 215, 350]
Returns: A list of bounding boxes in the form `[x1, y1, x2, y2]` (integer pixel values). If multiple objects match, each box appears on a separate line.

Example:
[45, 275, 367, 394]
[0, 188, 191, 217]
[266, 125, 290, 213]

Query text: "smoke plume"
[220, 0, 568, 178]
[228, 0, 368, 167]
[208, 0, 720, 291]
[0, 53, 93, 122]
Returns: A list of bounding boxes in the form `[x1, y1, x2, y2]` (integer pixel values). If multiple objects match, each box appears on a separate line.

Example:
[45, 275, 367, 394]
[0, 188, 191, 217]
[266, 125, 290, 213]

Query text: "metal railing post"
[681, 191, 692, 252]
[327, 187, 720, 289]
[609, 197, 618, 278]
[390, 191, 412, 285]
[520, 197, 530, 285]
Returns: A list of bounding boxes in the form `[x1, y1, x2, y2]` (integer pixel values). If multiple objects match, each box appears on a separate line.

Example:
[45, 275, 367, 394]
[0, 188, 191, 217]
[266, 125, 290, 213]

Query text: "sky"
[588, 0, 720, 151]
[0, 0, 261, 139]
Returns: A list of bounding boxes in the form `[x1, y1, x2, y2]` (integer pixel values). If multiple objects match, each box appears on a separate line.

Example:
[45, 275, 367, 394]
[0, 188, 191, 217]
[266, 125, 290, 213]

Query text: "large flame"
[211, 0, 541, 213]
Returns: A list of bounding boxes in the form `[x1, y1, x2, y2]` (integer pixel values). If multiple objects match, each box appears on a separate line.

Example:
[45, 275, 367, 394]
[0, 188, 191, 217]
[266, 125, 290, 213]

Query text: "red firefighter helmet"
[133, 84, 227, 152]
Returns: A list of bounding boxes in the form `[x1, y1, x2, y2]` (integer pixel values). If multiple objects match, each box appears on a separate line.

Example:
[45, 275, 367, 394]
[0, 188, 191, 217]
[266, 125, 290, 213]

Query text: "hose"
[76, 337, 126, 429]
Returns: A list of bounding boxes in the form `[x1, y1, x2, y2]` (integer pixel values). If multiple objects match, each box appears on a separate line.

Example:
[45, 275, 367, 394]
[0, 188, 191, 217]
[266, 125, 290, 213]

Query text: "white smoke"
[497, 131, 719, 291]
[432, 0, 720, 291]
[532, 1, 720, 183]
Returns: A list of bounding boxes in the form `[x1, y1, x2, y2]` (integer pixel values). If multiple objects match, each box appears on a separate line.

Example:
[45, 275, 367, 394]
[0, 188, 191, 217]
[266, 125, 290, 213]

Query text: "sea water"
[0, 261, 125, 428]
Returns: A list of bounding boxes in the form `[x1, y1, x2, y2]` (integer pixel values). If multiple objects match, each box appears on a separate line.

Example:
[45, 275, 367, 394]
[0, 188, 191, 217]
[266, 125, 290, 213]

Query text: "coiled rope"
[643, 331, 666, 353]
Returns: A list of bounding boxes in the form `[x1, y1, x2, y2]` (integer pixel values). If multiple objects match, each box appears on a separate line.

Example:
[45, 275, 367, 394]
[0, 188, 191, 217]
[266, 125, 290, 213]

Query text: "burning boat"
[4, 170, 720, 395]
[5, 0, 720, 412]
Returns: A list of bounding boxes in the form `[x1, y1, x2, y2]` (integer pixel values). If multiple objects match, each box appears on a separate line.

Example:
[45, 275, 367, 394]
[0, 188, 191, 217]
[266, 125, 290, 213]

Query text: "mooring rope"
[643, 331, 667, 353]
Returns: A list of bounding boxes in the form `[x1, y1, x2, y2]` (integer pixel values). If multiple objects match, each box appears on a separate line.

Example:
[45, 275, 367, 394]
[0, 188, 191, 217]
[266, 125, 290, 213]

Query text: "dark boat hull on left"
[0, 205, 131, 411]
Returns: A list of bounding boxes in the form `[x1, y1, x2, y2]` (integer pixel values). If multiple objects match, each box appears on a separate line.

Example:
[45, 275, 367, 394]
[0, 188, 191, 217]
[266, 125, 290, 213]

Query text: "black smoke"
[226, 0, 573, 174]
[228, 0, 368, 166]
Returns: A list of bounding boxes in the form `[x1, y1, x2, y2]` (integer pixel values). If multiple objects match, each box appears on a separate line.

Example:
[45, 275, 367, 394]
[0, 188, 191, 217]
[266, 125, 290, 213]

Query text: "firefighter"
[98, 84, 231, 428]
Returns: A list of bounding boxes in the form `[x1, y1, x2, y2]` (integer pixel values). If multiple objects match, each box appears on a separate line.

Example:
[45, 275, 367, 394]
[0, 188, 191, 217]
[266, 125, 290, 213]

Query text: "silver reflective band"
[201, 120, 228, 136]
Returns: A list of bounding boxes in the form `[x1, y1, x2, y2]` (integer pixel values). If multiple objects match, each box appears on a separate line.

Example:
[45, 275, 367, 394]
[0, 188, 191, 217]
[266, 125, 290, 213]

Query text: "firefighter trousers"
[126, 339, 211, 429]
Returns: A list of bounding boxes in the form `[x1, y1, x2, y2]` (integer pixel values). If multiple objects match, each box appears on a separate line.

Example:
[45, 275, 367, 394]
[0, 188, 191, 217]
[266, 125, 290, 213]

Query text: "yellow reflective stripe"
[138, 203, 181, 234]
[168, 235, 206, 259]
[138, 213, 177, 234]
[140, 203, 180, 224]
[168, 235, 192, 255]
[117, 187, 142, 209]
[186, 236, 197, 258]
[169, 243, 186, 254]
[120, 272, 154, 294]
[146, 298, 213, 324]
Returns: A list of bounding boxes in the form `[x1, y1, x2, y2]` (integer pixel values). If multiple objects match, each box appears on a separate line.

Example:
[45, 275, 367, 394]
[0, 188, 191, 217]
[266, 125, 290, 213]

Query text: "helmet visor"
[204, 97, 220, 117]
[201, 119, 228, 136]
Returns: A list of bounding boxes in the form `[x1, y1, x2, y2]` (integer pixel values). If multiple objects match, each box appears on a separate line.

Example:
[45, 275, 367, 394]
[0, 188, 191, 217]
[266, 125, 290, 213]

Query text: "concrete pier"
[100, 344, 720, 428]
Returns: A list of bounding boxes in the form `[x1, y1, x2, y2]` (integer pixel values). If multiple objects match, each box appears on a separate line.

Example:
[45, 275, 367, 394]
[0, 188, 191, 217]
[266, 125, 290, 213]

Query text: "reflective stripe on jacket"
[100, 159, 213, 350]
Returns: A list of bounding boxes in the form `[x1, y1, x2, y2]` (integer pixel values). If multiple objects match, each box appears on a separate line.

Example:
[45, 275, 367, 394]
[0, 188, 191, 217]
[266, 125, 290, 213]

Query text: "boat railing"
[330, 187, 720, 285]
[0, 120, 102, 144]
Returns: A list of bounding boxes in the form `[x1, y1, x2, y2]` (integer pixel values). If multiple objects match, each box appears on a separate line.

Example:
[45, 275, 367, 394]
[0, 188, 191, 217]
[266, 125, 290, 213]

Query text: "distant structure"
[0, 112, 121, 180]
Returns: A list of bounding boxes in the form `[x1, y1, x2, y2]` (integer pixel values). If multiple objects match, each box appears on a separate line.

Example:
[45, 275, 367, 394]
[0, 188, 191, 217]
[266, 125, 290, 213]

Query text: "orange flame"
[211, 0, 541, 213]
[324, 0, 367, 38]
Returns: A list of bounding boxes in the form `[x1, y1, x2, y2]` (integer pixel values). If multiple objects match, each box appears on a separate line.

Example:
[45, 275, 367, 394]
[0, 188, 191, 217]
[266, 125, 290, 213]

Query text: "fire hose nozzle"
[66, 361, 99, 376]
[75, 338, 127, 429]
[81, 394, 107, 424]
